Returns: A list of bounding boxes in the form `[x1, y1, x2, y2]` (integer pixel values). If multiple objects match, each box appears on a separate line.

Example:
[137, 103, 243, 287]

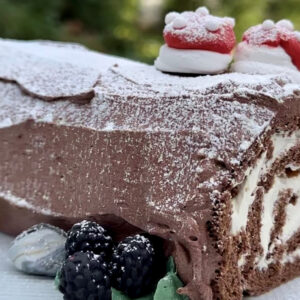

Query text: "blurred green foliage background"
[0, 0, 299, 63]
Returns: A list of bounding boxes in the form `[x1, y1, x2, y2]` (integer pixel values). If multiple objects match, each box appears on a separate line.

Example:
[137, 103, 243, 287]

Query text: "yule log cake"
[0, 37, 300, 300]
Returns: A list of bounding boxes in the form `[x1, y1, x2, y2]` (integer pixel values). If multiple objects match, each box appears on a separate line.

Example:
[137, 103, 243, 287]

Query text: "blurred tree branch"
[0, 0, 298, 63]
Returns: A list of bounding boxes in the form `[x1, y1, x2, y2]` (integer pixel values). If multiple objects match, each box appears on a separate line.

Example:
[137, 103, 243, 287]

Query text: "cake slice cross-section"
[0, 39, 300, 300]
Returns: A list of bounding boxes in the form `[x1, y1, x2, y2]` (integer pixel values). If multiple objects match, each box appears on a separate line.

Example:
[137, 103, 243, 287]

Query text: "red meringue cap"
[163, 7, 236, 54]
[243, 20, 300, 70]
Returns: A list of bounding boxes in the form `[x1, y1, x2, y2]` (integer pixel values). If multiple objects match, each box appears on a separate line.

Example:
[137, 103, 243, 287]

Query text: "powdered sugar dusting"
[0, 39, 132, 101]
[0, 118, 12, 128]
[242, 20, 298, 47]
[262, 20, 275, 31]
[118, 235, 152, 255]
[0, 189, 61, 216]
[276, 19, 294, 31]
[231, 42, 300, 82]
[195, 7, 210, 16]
[205, 19, 221, 32]
[108, 61, 299, 101]
[0, 42, 298, 163]
[164, 11, 233, 45]
[0, 39, 299, 214]
[243, 24, 279, 45]
[172, 16, 187, 29]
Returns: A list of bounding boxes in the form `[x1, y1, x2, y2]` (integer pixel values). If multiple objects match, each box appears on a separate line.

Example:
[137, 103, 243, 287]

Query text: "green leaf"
[154, 272, 188, 300]
[166, 256, 176, 273]
[111, 257, 189, 300]
[111, 288, 154, 300]
[154, 257, 189, 300]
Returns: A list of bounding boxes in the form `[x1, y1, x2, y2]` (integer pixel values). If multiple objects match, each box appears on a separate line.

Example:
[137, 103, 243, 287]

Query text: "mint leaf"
[111, 288, 154, 300]
[154, 257, 189, 300]
[154, 273, 188, 300]
[166, 256, 176, 273]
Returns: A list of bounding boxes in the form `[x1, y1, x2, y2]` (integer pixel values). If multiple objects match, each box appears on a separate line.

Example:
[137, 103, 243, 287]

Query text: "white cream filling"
[238, 253, 248, 268]
[281, 184, 300, 243]
[256, 173, 300, 269]
[231, 42, 300, 83]
[272, 131, 300, 163]
[281, 248, 300, 265]
[231, 130, 300, 269]
[154, 44, 232, 74]
[231, 130, 300, 236]
[231, 152, 267, 235]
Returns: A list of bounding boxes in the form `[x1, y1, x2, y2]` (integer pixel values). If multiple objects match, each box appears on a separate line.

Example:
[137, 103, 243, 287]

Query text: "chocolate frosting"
[0, 39, 300, 300]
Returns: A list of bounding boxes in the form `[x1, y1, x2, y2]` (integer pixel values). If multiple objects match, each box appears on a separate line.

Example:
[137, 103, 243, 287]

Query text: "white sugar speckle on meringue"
[205, 19, 221, 32]
[195, 6, 209, 16]
[224, 17, 235, 27]
[165, 12, 180, 25]
[172, 16, 187, 29]
[276, 19, 294, 31]
[262, 20, 275, 30]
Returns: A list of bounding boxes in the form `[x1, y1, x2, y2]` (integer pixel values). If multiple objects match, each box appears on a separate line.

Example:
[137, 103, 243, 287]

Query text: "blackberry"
[111, 234, 164, 298]
[58, 251, 111, 300]
[65, 220, 113, 259]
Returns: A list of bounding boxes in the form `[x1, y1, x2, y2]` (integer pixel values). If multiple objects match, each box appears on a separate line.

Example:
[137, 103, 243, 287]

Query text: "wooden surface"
[0, 232, 299, 300]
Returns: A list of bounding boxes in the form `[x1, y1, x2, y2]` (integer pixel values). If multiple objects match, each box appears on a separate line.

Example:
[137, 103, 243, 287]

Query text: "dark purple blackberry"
[58, 251, 111, 300]
[65, 220, 113, 259]
[111, 234, 164, 298]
